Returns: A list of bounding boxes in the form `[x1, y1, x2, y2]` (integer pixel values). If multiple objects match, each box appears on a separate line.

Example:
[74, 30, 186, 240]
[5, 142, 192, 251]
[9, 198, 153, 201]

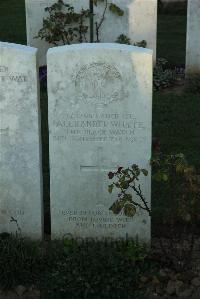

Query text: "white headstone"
[93, 0, 157, 62]
[25, 0, 89, 66]
[26, 0, 157, 65]
[0, 42, 43, 239]
[186, 0, 200, 75]
[48, 43, 152, 242]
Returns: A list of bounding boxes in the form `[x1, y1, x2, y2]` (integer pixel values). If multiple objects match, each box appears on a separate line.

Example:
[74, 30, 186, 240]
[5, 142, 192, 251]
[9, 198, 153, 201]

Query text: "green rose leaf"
[109, 3, 124, 16]
[109, 199, 124, 215]
[124, 204, 136, 217]
[108, 184, 114, 194]
[162, 173, 168, 181]
[92, 0, 98, 6]
[141, 169, 148, 176]
[121, 181, 130, 190]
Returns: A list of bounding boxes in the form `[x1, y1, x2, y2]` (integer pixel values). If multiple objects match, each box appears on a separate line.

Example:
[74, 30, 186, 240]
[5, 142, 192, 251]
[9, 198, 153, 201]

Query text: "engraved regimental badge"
[75, 63, 125, 107]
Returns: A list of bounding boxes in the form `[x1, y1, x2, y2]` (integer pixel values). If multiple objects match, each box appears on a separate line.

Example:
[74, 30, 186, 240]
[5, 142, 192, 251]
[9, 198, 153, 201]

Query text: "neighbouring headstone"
[26, 0, 157, 66]
[25, 0, 89, 66]
[93, 0, 157, 62]
[0, 42, 43, 239]
[186, 0, 200, 75]
[48, 43, 152, 241]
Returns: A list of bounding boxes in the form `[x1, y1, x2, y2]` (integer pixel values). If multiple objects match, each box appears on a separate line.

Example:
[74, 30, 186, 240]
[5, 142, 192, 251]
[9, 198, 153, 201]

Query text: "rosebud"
[108, 172, 114, 179]
[152, 137, 161, 153]
[117, 167, 123, 173]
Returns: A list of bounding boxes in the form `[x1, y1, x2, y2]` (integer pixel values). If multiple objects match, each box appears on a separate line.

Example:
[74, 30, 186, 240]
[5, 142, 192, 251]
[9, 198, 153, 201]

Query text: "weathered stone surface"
[186, 0, 200, 75]
[48, 43, 152, 241]
[25, 0, 89, 66]
[93, 0, 157, 62]
[0, 42, 43, 239]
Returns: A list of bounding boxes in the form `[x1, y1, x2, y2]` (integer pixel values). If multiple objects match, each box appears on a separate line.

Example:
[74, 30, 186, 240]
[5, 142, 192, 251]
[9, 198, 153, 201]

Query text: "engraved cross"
[80, 146, 116, 205]
[0, 127, 9, 136]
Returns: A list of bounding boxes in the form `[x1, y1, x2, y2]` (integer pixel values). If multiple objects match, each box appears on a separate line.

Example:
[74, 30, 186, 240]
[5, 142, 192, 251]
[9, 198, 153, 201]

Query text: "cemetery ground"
[0, 1, 200, 298]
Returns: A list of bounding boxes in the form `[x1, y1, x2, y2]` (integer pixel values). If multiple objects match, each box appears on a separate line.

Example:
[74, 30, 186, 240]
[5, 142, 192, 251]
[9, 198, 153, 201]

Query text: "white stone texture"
[93, 0, 157, 62]
[25, 0, 89, 66]
[48, 43, 152, 241]
[186, 0, 200, 75]
[0, 42, 43, 239]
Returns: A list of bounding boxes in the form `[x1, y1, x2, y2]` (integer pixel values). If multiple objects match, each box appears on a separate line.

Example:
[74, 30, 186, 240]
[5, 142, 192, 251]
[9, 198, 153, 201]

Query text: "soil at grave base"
[161, 82, 185, 95]
[156, 77, 186, 95]
[0, 288, 40, 299]
[138, 222, 200, 298]
[1, 224, 200, 299]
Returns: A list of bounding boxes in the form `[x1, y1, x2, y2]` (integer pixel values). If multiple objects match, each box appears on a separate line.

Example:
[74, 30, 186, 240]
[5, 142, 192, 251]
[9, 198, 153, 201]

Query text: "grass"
[157, 1, 187, 65]
[153, 91, 200, 171]
[0, 0, 26, 45]
[0, 235, 157, 297]
[157, 14, 187, 65]
[152, 90, 200, 219]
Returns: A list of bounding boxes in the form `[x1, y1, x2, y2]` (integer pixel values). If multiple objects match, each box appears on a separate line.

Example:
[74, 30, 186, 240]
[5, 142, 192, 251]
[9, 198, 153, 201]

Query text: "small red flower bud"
[152, 137, 161, 153]
[108, 172, 114, 179]
[117, 167, 123, 173]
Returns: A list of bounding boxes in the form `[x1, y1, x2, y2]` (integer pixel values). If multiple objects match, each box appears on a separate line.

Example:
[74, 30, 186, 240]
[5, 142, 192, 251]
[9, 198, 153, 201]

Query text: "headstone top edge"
[47, 43, 153, 56]
[0, 42, 38, 54]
